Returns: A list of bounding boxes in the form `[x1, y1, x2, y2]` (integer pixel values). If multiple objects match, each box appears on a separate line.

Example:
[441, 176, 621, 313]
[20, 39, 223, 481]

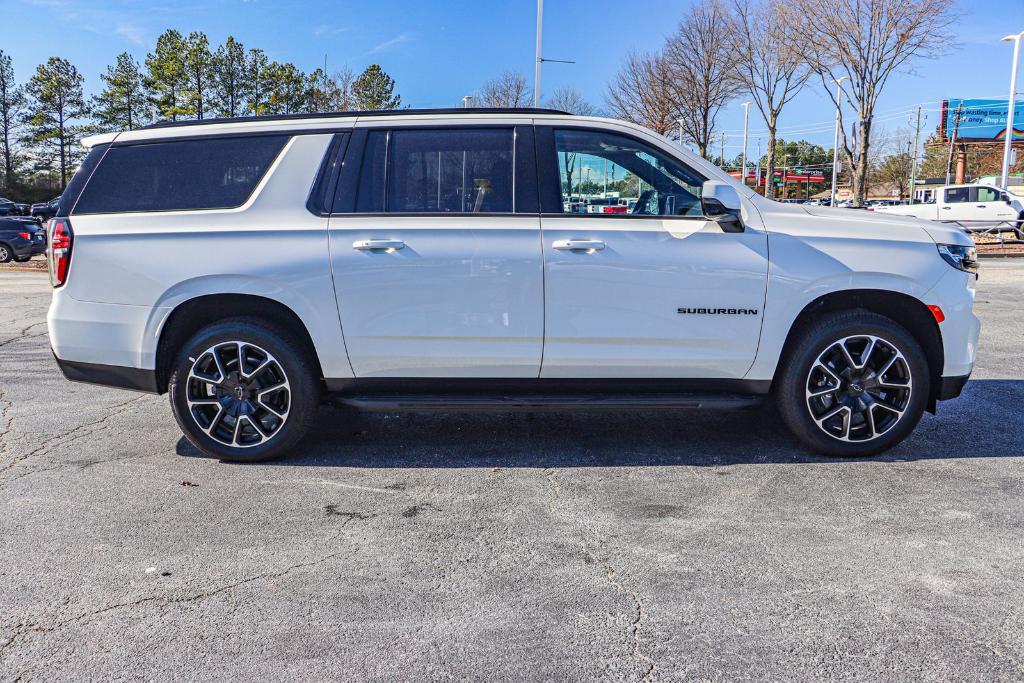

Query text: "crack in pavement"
[542, 466, 657, 681]
[0, 395, 150, 486]
[0, 321, 48, 350]
[1, 532, 364, 654]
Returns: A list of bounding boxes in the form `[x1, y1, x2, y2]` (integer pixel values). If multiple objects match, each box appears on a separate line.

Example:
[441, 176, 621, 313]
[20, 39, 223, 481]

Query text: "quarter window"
[73, 135, 288, 214]
[354, 128, 515, 213]
[553, 129, 705, 217]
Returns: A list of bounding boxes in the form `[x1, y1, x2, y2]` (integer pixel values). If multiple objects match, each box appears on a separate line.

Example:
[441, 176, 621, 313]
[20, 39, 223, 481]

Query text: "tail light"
[17, 232, 30, 240]
[48, 217, 73, 288]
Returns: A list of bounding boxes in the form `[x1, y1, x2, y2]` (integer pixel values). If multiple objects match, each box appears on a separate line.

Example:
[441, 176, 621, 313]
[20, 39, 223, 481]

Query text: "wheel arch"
[776, 289, 944, 412]
[154, 293, 324, 394]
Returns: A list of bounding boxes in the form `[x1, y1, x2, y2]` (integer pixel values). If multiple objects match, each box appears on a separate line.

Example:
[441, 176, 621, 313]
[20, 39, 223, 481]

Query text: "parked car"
[47, 108, 979, 462]
[873, 184, 1023, 226]
[31, 196, 61, 223]
[0, 217, 44, 262]
[0, 198, 16, 216]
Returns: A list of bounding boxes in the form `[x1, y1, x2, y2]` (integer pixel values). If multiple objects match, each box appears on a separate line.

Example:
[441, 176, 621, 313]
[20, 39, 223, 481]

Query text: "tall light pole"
[830, 76, 849, 207]
[909, 106, 924, 205]
[1000, 31, 1024, 189]
[678, 119, 685, 149]
[740, 102, 752, 188]
[533, 0, 544, 108]
[462, 95, 474, 109]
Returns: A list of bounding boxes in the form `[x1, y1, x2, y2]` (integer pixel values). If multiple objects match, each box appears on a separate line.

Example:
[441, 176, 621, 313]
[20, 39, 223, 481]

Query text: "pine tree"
[182, 32, 213, 119]
[244, 48, 270, 116]
[352, 64, 401, 110]
[146, 29, 187, 121]
[93, 52, 150, 131]
[23, 57, 89, 188]
[0, 50, 27, 192]
[264, 62, 307, 115]
[212, 36, 247, 118]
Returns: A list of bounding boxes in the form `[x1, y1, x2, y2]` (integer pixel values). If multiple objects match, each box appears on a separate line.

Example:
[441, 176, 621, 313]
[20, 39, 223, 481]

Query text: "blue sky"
[4, 0, 1023, 155]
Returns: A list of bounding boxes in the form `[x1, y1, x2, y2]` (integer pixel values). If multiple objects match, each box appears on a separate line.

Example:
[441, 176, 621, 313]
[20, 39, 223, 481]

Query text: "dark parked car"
[0, 217, 45, 263]
[31, 196, 61, 222]
[0, 197, 30, 216]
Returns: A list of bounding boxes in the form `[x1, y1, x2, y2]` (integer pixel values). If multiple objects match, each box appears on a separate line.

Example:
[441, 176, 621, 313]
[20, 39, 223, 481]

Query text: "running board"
[332, 394, 766, 412]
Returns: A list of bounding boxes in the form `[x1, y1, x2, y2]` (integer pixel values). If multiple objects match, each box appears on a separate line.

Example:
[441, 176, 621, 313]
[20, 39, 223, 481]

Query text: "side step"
[333, 394, 766, 412]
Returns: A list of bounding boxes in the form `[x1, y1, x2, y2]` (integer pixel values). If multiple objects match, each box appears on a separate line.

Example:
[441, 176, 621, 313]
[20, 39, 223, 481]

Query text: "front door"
[328, 125, 544, 377]
[536, 126, 769, 379]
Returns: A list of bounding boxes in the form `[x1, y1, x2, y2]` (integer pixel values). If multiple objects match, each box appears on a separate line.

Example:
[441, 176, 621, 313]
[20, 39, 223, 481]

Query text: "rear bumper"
[938, 373, 970, 401]
[54, 355, 160, 394]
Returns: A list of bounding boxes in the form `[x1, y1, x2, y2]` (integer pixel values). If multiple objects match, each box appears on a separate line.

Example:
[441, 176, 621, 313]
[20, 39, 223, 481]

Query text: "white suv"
[46, 108, 980, 462]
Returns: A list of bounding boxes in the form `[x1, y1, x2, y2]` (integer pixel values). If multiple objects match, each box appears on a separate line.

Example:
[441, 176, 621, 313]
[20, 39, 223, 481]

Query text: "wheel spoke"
[808, 385, 838, 398]
[243, 414, 269, 440]
[859, 337, 877, 369]
[813, 360, 842, 385]
[863, 404, 877, 440]
[242, 358, 271, 381]
[837, 341, 858, 372]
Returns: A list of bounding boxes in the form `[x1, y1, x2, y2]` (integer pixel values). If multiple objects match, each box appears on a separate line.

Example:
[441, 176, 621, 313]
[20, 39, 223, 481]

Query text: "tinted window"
[355, 130, 387, 213]
[354, 128, 514, 213]
[74, 135, 288, 214]
[553, 129, 705, 217]
[944, 187, 969, 203]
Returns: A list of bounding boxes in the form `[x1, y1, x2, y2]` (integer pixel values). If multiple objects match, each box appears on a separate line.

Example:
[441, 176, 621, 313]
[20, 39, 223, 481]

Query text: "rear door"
[536, 125, 769, 379]
[327, 123, 544, 377]
[940, 186, 972, 221]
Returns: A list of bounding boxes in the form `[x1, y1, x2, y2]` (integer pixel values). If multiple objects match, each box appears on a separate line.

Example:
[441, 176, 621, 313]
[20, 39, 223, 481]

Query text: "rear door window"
[73, 135, 289, 214]
[352, 128, 515, 214]
[944, 187, 969, 203]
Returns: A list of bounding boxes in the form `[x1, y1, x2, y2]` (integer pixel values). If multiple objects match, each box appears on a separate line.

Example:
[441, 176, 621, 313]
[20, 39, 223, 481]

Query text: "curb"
[978, 251, 1024, 259]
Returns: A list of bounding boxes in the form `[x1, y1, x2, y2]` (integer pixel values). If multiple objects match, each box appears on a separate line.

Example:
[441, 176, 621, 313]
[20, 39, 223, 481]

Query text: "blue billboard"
[943, 99, 1024, 141]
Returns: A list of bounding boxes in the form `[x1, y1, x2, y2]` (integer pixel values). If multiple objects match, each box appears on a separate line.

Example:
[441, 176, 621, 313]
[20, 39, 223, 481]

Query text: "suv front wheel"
[169, 318, 319, 462]
[776, 310, 930, 457]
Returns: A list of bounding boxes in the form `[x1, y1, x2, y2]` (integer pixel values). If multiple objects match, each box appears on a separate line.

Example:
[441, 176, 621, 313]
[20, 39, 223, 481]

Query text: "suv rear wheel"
[0, 243, 11, 263]
[776, 310, 930, 457]
[169, 318, 319, 462]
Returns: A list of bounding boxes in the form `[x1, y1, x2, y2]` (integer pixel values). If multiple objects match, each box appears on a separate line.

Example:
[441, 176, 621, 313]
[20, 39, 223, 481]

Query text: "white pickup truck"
[873, 184, 1023, 227]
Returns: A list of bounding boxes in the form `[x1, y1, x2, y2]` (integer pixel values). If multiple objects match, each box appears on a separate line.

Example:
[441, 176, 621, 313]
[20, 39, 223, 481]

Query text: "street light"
[830, 76, 849, 207]
[740, 102, 752, 189]
[534, 0, 543, 107]
[462, 95, 474, 109]
[1000, 31, 1024, 190]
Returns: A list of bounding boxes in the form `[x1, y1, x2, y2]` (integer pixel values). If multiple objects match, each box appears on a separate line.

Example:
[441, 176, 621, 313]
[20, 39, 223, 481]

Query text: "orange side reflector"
[928, 305, 945, 323]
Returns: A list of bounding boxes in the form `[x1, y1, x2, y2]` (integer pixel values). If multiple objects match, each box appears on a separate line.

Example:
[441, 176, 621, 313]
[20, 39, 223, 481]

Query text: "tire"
[14, 254, 31, 262]
[0, 243, 11, 263]
[168, 318, 320, 462]
[775, 310, 930, 457]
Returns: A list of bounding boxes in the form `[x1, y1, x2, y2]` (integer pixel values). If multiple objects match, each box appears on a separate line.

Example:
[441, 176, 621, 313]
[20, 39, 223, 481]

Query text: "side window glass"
[386, 129, 514, 213]
[553, 129, 705, 217]
[355, 130, 387, 213]
[975, 186, 999, 203]
[945, 187, 969, 203]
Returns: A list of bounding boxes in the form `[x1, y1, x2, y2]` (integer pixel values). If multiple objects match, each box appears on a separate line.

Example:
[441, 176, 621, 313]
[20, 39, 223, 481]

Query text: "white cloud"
[368, 31, 415, 55]
[114, 22, 148, 45]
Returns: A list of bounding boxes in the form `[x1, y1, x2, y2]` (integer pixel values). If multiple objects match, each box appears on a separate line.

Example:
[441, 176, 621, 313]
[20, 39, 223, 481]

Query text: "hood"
[800, 205, 973, 247]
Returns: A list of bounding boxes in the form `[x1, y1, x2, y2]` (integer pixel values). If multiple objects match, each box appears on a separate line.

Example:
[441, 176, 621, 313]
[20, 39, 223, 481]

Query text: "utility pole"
[755, 139, 762, 192]
[909, 106, 923, 205]
[740, 102, 752, 188]
[678, 119, 685, 149]
[533, 0, 543, 108]
[719, 132, 726, 167]
[1000, 31, 1024, 189]
[946, 102, 963, 185]
[830, 76, 849, 207]
[782, 154, 790, 200]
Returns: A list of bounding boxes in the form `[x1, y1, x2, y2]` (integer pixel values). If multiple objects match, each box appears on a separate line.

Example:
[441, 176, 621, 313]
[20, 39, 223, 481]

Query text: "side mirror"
[701, 180, 744, 233]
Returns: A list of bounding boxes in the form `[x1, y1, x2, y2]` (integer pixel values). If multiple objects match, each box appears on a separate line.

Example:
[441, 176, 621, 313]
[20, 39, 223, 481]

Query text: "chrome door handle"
[353, 239, 405, 251]
[941, 206, 951, 210]
[553, 239, 606, 251]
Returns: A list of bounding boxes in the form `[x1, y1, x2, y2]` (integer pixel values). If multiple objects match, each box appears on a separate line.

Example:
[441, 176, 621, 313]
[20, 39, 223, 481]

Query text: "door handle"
[553, 239, 606, 251]
[976, 205, 986, 208]
[353, 239, 405, 251]
[941, 206, 951, 210]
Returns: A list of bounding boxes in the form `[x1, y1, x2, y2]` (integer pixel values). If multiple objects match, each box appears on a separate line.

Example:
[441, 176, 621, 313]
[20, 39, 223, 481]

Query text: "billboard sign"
[942, 99, 1024, 142]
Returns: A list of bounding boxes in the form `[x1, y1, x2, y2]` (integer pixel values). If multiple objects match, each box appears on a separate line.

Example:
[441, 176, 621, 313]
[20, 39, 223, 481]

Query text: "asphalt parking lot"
[1, 262, 1023, 681]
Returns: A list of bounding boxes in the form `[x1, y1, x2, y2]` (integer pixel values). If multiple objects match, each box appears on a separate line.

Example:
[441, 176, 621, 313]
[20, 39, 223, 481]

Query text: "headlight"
[937, 244, 978, 277]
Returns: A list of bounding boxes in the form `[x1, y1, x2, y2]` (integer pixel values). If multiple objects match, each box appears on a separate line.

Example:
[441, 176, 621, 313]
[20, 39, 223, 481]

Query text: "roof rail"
[141, 107, 572, 130]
